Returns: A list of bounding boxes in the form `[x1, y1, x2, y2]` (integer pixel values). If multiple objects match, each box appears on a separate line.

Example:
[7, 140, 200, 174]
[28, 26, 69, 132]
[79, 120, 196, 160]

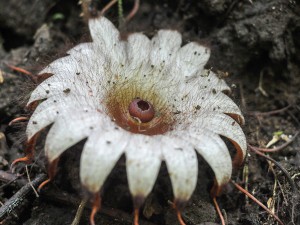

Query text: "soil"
[0, 0, 300, 225]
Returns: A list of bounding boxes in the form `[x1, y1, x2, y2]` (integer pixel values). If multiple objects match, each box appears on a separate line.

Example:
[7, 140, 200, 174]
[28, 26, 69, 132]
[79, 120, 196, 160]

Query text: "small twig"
[212, 197, 225, 225]
[25, 166, 39, 197]
[8, 117, 29, 126]
[100, 0, 117, 15]
[249, 131, 299, 153]
[248, 105, 292, 117]
[0, 69, 3, 83]
[71, 198, 88, 225]
[125, 0, 139, 22]
[0, 174, 46, 221]
[248, 145, 298, 193]
[5, 63, 32, 76]
[231, 180, 285, 225]
[256, 71, 269, 97]
[0, 170, 27, 189]
[239, 81, 247, 111]
[242, 162, 250, 205]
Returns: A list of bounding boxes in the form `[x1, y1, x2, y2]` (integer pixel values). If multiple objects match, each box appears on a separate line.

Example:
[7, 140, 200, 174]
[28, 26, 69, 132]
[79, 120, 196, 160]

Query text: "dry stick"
[231, 180, 285, 225]
[248, 145, 298, 193]
[0, 174, 46, 221]
[249, 131, 299, 153]
[71, 198, 88, 225]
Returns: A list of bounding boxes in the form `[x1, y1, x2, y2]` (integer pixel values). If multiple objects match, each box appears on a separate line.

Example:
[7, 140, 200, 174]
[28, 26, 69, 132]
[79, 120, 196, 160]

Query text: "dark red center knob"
[128, 98, 155, 123]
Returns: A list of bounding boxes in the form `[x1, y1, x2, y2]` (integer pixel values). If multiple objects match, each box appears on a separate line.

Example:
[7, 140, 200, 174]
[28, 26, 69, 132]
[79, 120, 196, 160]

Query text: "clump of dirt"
[0, 0, 299, 225]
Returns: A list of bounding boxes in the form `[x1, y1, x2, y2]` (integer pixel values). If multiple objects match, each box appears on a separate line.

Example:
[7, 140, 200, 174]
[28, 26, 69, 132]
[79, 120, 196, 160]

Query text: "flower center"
[128, 98, 155, 123]
[105, 84, 174, 135]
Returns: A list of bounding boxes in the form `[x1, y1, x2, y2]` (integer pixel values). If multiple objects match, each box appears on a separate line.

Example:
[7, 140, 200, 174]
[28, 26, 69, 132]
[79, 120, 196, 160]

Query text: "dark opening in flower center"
[128, 98, 155, 123]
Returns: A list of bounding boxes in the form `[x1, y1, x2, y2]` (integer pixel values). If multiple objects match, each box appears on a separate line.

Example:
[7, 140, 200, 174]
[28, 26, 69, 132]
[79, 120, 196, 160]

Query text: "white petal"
[184, 91, 244, 124]
[126, 135, 162, 198]
[169, 70, 232, 115]
[66, 42, 94, 57]
[150, 30, 182, 67]
[45, 108, 102, 163]
[80, 125, 128, 193]
[161, 136, 198, 201]
[89, 17, 120, 48]
[184, 70, 230, 93]
[88, 17, 126, 67]
[174, 42, 210, 77]
[201, 92, 242, 114]
[190, 112, 247, 160]
[175, 130, 232, 187]
[126, 33, 151, 70]
[26, 95, 98, 139]
[38, 56, 80, 78]
[27, 75, 95, 105]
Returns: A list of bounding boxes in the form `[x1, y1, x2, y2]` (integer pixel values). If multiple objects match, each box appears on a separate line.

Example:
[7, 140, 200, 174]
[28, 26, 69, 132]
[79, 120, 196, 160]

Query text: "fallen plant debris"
[0, 174, 46, 222]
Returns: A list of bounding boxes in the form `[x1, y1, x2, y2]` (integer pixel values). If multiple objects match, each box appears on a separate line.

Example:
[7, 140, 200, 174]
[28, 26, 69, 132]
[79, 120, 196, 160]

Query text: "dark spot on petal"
[195, 105, 201, 110]
[106, 141, 111, 144]
[32, 121, 37, 124]
[63, 88, 71, 94]
[45, 90, 50, 94]
[76, 72, 80, 75]
[232, 121, 236, 126]
[173, 110, 181, 115]
[212, 88, 217, 94]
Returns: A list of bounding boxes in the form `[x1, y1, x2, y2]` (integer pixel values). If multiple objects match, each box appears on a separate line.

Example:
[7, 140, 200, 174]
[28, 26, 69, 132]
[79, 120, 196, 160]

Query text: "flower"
[26, 16, 246, 223]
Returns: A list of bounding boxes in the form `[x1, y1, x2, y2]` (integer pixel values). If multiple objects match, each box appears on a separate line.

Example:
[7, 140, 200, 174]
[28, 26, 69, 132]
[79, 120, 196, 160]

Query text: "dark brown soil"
[0, 1, 300, 225]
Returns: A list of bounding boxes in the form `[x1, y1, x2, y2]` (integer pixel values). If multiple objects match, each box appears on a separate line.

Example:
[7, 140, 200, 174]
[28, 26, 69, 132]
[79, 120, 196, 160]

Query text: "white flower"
[26, 16, 246, 214]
